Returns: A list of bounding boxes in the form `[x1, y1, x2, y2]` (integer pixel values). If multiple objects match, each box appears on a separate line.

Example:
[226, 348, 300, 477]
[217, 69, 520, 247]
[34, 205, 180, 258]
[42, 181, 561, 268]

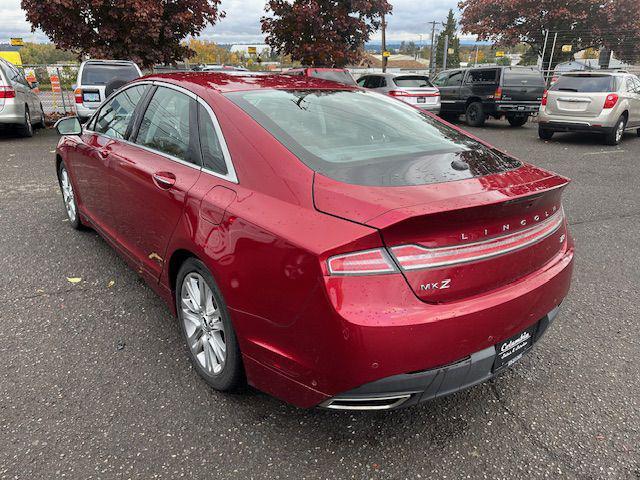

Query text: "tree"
[188, 40, 241, 65]
[261, 0, 392, 67]
[20, 42, 77, 64]
[21, 0, 224, 67]
[435, 10, 461, 69]
[459, 0, 640, 67]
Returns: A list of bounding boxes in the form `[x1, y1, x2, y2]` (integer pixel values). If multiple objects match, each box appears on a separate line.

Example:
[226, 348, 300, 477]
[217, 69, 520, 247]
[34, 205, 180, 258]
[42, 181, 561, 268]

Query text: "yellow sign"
[247, 46, 257, 54]
[0, 51, 22, 66]
[382, 51, 391, 57]
[10, 38, 24, 47]
[561, 45, 572, 53]
[495, 51, 505, 57]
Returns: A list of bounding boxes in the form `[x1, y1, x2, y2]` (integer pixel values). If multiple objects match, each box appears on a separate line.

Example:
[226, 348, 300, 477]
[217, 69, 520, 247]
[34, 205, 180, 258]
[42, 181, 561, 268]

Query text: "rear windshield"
[226, 89, 520, 186]
[502, 69, 545, 87]
[550, 75, 617, 92]
[394, 76, 433, 88]
[308, 69, 357, 86]
[81, 64, 140, 85]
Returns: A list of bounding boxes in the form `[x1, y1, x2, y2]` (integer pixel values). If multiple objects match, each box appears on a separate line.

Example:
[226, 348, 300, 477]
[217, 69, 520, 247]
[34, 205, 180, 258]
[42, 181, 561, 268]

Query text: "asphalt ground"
[0, 119, 639, 479]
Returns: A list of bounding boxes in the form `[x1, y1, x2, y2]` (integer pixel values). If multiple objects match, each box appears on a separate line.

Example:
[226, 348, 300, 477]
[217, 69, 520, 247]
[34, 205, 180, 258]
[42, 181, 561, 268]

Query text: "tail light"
[388, 90, 409, 97]
[327, 248, 397, 276]
[74, 88, 83, 104]
[390, 209, 564, 271]
[494, 87, 502, 100]
[541, 90, 548, 106]
[0, 86, 16, 99]
[603, 93, 619, 109]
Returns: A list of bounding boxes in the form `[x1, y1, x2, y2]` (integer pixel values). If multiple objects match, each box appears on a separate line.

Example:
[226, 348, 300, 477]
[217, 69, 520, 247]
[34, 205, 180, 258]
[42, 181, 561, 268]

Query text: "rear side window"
[394, 76, 433, 88]
[502, 69, 545, 87]
[197, 103, 228, 175]
[81, 63, 140, 85]
[550, 75, 617, 93]
[446, 71, 464, 86]
[94, 85, 147, 139]
[308, 69, 357, 86]
[136, 86, 196, 163]
[466, 69, 498, 84]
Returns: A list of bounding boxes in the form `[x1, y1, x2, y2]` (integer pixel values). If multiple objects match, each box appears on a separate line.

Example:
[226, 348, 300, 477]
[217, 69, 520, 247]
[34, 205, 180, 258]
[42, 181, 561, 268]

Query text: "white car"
[357, 73, 441, 113]
[74, 60, 142, 121]
[0, 57, 45, 137]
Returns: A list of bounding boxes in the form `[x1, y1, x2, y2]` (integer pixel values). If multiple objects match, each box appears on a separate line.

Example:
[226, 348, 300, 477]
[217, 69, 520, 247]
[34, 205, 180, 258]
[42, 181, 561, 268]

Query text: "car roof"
[139, 72, 359, 93]
[561, 70, 627, 77]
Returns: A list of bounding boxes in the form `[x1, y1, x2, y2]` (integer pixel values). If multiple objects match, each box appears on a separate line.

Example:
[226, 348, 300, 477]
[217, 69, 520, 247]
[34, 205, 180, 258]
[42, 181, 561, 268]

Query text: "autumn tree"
[435, 9, 461, 69]
[21, 0, 224, 67]
[189, 39, 241, 65]
[459, 0, 640, 67]
[261, 0, 392, 67]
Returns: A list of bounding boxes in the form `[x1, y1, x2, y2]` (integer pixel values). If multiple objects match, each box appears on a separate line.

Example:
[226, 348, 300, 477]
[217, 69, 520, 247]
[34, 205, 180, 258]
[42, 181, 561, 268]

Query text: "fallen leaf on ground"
[66, 277, 82, 284]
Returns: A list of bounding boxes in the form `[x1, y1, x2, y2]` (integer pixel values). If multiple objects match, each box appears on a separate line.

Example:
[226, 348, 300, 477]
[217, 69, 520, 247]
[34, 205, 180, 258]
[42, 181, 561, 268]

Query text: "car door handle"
[152, 172, 176, 189]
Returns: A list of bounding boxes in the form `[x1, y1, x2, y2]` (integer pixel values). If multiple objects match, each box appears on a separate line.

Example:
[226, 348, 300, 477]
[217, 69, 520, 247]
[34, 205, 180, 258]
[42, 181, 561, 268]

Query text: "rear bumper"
[538, 108, 619, 131]
[538, 121, 613, 134]
[495, 102, 540, 114]
[320, 306, 560, 410]
[0, 101, 25, 124]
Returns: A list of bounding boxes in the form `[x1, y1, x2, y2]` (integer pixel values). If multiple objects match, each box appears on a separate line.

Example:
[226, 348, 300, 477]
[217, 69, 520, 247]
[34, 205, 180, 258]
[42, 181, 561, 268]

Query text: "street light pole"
[427, 20, 438, 77]
[381, 14, 388, 73]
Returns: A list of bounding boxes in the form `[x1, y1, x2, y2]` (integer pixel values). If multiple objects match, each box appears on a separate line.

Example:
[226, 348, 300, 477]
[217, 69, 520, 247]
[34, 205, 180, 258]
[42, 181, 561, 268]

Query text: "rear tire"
[465, 102, 486, 127]
[37, 104, 46, 129]
[605, 116, 626, 146]
[176, 258, 244, 392]
[538, 126, 554, 140]
[20, 107, 33, 137]
[507, 114, 529, 127]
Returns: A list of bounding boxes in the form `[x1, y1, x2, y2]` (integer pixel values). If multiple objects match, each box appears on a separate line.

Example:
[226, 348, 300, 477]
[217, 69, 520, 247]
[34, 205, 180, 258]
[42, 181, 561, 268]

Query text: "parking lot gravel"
[1, 120, 639, 479]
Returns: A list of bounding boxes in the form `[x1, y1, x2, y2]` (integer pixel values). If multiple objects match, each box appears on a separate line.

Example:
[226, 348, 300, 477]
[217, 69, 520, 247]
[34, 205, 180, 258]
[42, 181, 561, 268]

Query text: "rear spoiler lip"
[365, 174, 570, 229]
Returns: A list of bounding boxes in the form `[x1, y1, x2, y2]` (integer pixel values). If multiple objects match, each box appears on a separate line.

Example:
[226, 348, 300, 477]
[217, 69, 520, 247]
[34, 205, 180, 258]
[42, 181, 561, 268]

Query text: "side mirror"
[54, 116, 82, 136]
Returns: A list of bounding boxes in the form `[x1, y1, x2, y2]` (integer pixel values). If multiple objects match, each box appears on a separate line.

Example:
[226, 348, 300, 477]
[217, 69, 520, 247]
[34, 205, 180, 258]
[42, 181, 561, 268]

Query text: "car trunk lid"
[499, 68, 545, 103]
[544, 74, 618, 118]
[314, 165, 569, 303]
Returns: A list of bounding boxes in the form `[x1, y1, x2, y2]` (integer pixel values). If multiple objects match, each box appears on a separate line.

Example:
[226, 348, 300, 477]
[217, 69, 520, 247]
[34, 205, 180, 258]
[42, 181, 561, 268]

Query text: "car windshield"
[81, 64, 139, 85]
[502, 69, 545, 87]
[308, 69, 357, 86]
[550, 75, 616, 92]
[394, 76, 433, 88]
[226, 89, 520, 186]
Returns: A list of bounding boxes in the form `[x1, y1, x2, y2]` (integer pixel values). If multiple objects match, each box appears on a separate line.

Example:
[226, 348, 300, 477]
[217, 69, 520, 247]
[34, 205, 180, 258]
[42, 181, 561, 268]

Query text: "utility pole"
[540, 29, 549, 73]
[427, 20, 438, 77]
[546, 32, 558, 84]
[443, 35, 449, 70]
[418, 34, 423, 61]
[381, 14, 388, 73]
[474, 44, 479, 66]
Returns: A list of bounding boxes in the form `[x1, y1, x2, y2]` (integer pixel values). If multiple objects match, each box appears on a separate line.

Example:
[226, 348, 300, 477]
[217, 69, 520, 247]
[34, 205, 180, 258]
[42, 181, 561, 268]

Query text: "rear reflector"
[0, 86, 16, 99]
[391, 208, 564, 271]
[541, 90, 548, 106]
[74, 88, 83, 104]
[388, 90, 409, 97]
[327, 248, 397, 276]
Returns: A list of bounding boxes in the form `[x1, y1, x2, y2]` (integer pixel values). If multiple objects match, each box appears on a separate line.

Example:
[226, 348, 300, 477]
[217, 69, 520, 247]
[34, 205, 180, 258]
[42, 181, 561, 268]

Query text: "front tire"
[57, 161, 83, 229]
[507, 114, 529, 127]
[538, 126, 554, 140]
[20, 107, 33, 137]
[176, 258, 244, 392]
[465, 102, 486, 127]
[605, 116, 626, 145]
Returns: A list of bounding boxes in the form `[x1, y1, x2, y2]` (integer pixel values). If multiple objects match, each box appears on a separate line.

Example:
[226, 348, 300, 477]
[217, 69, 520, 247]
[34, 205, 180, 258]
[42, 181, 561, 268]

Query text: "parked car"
[74, 59, 142, 121]
[283, 67, 357, 86]
[432, 66, 545, 127]
[357, 73, 441, 113]
[538, 71, 640, 145]
[54, 72, 574, 410]
[0, 57, 45, 136]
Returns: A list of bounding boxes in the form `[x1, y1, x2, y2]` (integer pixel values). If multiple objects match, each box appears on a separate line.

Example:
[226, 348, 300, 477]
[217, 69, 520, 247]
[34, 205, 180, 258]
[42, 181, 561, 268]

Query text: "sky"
[0, 0, 471, 45]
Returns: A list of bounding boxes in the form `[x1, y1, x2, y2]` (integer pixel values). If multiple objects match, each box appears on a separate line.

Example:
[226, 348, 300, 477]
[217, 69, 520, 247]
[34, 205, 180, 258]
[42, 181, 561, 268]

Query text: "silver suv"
[74, 60, 141, 121]
[538, 71, 640, 145]
[357, 73, 441, 113]
[0, 58, 45, 137]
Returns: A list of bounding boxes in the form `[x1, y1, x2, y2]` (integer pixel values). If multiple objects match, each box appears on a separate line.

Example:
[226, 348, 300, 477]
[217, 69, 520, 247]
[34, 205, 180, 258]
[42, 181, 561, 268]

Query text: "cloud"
[1, 0, 467, 45]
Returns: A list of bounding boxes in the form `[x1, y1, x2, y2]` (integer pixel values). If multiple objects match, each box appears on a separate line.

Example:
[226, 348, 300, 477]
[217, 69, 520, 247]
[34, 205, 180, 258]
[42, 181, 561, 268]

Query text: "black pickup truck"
[432, 66, 545, 127]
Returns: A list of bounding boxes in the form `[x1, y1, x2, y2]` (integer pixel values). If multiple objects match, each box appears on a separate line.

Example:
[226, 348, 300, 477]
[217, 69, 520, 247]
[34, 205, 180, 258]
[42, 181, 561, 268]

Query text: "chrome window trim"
[84, 80, 238, 184]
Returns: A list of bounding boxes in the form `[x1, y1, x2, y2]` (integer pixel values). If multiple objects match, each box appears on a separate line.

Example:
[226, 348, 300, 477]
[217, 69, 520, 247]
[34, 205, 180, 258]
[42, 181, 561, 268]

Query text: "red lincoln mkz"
[54, 73, 574, 410]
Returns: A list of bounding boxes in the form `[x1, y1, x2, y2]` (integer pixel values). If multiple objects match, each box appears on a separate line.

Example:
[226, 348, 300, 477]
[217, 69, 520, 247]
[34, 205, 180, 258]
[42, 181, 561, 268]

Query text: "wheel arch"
[465, 96, 483, 108]
[167, 248, 200, 293]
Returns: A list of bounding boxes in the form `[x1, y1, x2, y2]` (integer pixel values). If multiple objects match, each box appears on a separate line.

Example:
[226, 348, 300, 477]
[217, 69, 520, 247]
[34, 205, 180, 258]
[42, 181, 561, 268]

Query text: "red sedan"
[54, 73, 574, 410]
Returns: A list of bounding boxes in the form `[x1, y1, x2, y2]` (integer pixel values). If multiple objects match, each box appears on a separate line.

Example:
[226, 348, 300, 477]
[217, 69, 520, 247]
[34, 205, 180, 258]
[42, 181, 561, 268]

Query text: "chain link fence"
[22, 64, 78, 115]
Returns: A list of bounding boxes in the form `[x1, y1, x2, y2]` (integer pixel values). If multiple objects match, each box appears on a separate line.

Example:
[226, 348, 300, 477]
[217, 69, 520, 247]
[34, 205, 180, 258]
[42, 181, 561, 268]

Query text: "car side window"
[633, 77, 640, 93]
[380, 77, 387, 87]
[94, 84, 147, 139]
[446, 71, 464, 87]
[432, 72, 448, 87]
[368, 76, 382, 88]
[357, 76, 368, 87]
[135, 86, 196, 164]
[466, 69, 498, 84]
[197, 103, 228, 175]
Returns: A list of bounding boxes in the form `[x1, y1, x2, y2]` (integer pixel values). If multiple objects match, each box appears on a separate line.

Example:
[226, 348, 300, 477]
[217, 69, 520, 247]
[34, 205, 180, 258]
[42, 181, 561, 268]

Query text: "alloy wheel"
[181, 272, 226, 375]
[25, 110, 32, 136]
[616, 120, 625, 143]
[60, 167, 77, 222]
